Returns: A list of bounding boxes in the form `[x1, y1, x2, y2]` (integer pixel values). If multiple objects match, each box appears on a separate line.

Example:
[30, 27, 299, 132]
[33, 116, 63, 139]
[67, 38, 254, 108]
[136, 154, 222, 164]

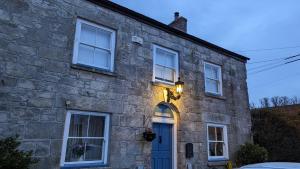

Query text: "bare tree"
[260, 97, 270, 108]
[271, 96, 280, 107]
[278, 96, 289, 106]
[258, 96, 300, 108]
[249, 102, 256, 109]
[290, 96, 299, 104]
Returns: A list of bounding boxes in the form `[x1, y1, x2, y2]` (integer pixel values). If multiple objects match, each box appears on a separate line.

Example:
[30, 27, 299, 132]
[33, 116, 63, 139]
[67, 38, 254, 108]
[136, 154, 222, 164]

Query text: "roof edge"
[86, 0, 250, 62]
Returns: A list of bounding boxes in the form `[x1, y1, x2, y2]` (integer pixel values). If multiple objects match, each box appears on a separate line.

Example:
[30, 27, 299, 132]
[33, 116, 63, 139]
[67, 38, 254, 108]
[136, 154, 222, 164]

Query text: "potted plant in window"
[72, 144, 85, 161]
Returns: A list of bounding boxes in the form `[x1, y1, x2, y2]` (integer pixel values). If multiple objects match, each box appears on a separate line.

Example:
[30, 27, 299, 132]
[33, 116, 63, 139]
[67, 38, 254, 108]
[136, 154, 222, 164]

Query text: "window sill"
[151, 80, 175, 88]
[205, 92, 226, 100]
[207, 159, 229, 166]
[71, 64, 117, 77]
[61, 163, 108, 169]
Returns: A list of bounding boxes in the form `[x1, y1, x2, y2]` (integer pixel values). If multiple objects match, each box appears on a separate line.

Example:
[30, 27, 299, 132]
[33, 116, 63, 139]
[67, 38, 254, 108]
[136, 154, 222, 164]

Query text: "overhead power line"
[247, 54, 300, 65]
[285, 54, 300, 60]
[285, 58, 300, 64]
[236, 45, 300, 53]
[248, 63, 286, 75]
[248, 60, 283, 71]
[251, 72, 300, 89]
[248, 57, 300, 75]
[247, 57, 286, 64]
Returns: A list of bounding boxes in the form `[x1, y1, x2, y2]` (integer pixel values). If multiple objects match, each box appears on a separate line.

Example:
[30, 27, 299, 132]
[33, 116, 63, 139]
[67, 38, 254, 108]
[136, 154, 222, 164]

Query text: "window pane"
[77, 44, 94, 66]
[163, 67, 175, 82]
[94, 48, 111, 69]
[81, 23, 96, 46]
[209, 142, 224, 156]
[85, 139, 104, 161]
[88, 116, 105, 137]
[65, 138, 85, 162]
[65, 138, 103, 162]
[155, 65, 175, 82]
[156, 48, 175, 68]
[208, 127, 216, 141]
[96, 29, 111, 49]
[209, 142, 216, 156]
[69, 114, 88, 137]
[216, 127, 223, 141]
[158, 104, 173, 115]
[205, 64, 219, 80]
[206, 79, 219, 93]
[216, 142, 224, 156]
[155, 64, 165, 80]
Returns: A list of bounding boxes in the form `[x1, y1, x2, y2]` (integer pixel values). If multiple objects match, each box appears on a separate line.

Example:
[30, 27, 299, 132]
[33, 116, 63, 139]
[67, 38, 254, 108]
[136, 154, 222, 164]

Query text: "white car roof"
[240, 162, 300, 169]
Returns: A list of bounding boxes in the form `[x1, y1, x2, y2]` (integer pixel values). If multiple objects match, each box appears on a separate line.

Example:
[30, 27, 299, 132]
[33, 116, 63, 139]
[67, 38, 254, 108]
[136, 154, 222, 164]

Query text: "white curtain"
[65, 114, 105, 162]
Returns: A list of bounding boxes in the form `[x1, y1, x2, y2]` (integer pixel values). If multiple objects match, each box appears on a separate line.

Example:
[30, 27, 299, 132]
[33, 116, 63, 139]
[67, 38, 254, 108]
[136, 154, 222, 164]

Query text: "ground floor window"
[60, 111, 110, 167]
[207, 123, 228, 161]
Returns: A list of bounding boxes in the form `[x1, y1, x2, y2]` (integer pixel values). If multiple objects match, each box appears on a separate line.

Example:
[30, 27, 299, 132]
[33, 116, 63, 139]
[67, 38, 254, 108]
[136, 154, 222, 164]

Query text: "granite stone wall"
[0, 0, 251, 169]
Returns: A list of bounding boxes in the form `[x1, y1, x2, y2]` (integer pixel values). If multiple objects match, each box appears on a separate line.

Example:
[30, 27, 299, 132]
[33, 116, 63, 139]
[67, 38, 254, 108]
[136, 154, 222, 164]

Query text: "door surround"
[152, 112, 178, 169]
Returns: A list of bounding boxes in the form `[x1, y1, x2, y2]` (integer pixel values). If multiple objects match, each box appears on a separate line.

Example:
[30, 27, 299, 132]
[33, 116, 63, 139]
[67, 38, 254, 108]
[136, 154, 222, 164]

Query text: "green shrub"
[236, 143, 268, 166]
[0, 136, 38, 169]
[252, 109, 300, 161]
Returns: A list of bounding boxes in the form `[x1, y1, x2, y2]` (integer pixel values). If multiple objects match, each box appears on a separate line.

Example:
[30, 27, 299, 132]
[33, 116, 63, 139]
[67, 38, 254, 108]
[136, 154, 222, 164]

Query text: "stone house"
[0, 0, 251, 169]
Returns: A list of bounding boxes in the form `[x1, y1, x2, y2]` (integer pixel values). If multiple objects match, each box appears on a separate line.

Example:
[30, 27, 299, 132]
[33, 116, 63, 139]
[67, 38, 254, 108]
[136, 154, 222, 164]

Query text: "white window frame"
[152, 44, 179, 85]
[204, 62, 223, 95]
[207, 123, 229, 161]
[72, 18, 116, 71]
[60, 110, 110, 167]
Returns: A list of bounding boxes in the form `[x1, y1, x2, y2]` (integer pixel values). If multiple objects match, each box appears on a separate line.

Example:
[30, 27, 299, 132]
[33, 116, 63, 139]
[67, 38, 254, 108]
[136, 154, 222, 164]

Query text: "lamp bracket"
[166, 88, 181, 102]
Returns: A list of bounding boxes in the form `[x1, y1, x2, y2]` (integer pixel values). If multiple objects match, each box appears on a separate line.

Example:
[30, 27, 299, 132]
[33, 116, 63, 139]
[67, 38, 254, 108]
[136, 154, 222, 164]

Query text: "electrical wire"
[248, 60, 283, 71]
[251, 72, 300, 89]
[285, 58, 300, 64]
[236, 45, 300, 53]
[285, 54, 300, 60]
[248, 63, 286, 75]
[248, 58, 300, 75]
[247, 57, 286, 64]
[247, 54, 300, 65]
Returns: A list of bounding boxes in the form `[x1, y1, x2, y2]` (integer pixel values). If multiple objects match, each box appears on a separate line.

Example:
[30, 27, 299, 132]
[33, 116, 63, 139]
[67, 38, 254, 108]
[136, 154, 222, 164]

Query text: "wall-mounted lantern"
[164, 77, 184, 103]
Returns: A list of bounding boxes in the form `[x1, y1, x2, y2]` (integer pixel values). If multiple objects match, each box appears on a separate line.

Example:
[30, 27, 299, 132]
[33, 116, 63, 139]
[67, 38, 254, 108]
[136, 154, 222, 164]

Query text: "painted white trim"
[60, 110, 110, 167]
[60, 112, 71, 166]
[152, 113, 178, 169]
[72, 18, 116, 72]
[204, 62, 223, 96]
[152, 44, 179, 85]
[206, 123, 229, 161]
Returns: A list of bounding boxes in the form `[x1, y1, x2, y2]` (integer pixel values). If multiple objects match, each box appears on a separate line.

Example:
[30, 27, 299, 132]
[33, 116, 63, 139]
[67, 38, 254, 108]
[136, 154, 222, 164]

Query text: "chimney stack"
[169, 12, 187, 33]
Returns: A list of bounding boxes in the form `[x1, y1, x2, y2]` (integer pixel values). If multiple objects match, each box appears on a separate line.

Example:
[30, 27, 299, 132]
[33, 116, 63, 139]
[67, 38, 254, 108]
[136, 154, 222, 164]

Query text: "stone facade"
[0, 0, 251, 169]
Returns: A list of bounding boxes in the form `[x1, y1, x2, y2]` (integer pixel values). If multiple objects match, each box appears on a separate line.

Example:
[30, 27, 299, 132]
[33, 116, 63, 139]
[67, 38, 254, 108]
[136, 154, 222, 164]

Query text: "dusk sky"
[112, 0, 300, 105]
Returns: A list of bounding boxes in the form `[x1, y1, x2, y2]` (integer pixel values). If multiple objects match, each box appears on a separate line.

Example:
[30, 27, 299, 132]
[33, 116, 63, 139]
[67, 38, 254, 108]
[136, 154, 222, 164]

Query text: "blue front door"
[151, 123, 172, 169]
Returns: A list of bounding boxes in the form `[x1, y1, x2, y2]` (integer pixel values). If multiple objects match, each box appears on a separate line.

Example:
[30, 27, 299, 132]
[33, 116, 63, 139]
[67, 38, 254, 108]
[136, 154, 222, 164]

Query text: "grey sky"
[111, 0, 300, 104]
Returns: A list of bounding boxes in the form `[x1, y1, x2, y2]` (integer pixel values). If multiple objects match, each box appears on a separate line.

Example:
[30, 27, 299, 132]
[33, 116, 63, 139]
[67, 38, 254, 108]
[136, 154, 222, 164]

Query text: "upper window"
[60, 111, 110, 167]
[73, 19, 116, 71]
[153, 45, 179, 84]
[204, 62, 222, 95]
[207, 124, 228, 161]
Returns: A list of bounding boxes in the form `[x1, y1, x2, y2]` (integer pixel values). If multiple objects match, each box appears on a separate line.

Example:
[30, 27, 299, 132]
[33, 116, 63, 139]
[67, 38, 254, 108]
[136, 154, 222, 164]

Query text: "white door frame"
[152, 115, 178, 169]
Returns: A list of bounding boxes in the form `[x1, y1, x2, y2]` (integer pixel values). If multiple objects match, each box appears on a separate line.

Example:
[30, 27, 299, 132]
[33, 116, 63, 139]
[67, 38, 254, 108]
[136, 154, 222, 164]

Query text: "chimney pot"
[174, 12, 179, 20]
[169, 12, 187, 33]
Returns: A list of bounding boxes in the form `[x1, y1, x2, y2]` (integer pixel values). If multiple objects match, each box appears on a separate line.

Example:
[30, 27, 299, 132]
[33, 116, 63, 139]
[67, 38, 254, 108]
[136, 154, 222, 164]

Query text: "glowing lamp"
[175, 77, 184, 94]
[164, 77, 184, 103]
